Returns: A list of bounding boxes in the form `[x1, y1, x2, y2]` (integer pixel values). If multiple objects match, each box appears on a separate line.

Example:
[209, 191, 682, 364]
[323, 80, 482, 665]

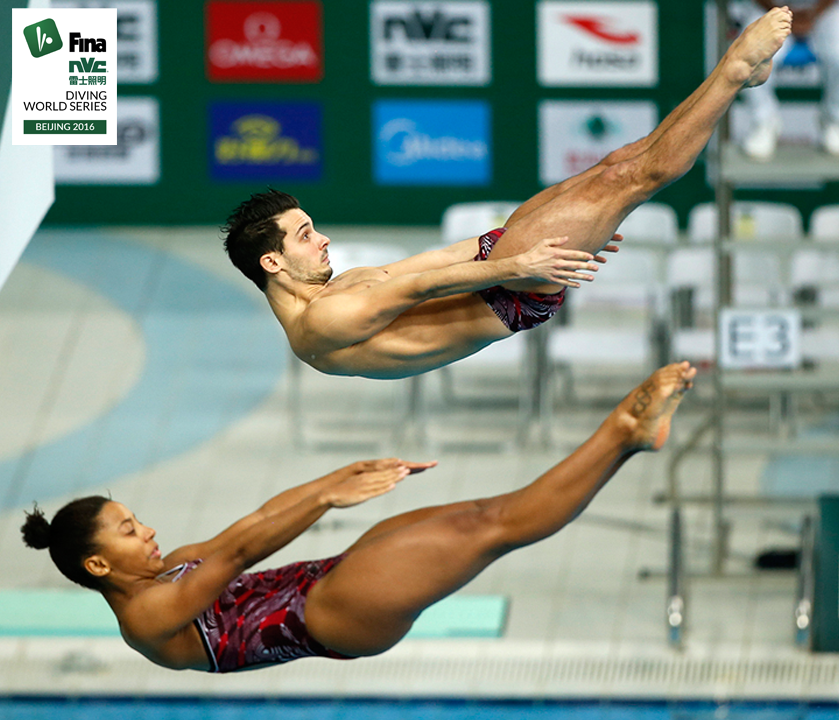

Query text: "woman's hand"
[325, 458, 437, 508]
[594, 233, 622, 263]
[514, 236, 599, 289]
[514, 233, 623, 289]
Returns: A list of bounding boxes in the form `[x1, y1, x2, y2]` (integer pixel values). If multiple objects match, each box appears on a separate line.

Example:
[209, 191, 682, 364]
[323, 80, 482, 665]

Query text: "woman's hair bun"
[21, 504, 51, 550]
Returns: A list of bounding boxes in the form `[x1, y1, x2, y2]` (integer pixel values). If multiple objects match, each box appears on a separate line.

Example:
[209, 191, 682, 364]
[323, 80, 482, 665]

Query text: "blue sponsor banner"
[209, 101, 322, 181]
[373, 100, 491, 186]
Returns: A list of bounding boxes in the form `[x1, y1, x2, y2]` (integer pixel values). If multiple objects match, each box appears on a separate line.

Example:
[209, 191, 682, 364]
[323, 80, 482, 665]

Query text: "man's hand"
[516, 236, 602, 289]
[324, 458, 436, 508]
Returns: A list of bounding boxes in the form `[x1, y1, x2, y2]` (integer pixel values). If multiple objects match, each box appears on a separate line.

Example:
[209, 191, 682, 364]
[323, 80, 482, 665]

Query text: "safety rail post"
[711, 0, 733, 576]
[666, 506, 686, 648]
[794, 515, 815, 649]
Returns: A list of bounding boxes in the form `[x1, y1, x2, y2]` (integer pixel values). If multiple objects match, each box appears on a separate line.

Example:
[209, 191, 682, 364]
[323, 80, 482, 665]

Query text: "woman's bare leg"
[305, 362, 697, 657]
[495, 8, 792, 294]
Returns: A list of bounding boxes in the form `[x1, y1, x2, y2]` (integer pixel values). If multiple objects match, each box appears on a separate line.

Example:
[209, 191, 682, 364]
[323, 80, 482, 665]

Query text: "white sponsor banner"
[371, 1, 490, 86]
[54, 95, 159, 183]
[52, 0, 158, 84]
[537, 1, 658, 87]
[705, 1, 821, 88]
[539, 100, 657, 185]
[12, 8, 117, 145]
[720, 309, 802, 369]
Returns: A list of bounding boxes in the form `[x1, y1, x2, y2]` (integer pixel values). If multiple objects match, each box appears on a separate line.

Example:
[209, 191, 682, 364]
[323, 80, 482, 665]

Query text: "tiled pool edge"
[2, 638, 838, 701]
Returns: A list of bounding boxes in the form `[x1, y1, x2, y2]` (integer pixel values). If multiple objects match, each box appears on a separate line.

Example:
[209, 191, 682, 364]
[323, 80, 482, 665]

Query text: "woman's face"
[87, 501, 164, 581]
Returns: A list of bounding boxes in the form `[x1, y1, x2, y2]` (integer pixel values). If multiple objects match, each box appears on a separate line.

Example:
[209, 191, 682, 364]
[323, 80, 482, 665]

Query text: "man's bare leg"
[506, 43, 753, 227]
[305, 363, 696, 656]
[497, 7, 792, 293]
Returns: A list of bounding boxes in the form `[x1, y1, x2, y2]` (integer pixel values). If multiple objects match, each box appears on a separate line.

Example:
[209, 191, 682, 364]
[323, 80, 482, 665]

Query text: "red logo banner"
[206, 1, 323, 82]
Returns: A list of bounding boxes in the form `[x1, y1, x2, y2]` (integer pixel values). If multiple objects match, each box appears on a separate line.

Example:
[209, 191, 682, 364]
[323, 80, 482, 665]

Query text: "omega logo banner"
[537, 1, 658, 87]
[206, 1, 323, 82]
[370, 1, 490, 86]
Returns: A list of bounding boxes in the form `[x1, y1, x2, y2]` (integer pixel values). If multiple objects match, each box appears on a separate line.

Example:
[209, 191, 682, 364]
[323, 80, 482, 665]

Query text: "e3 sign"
[719, 309, 802, 370]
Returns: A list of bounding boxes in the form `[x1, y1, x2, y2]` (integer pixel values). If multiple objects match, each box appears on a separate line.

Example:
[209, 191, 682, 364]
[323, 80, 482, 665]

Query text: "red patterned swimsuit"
[474, 228, 566, 332]
[160, 555, 352, 673]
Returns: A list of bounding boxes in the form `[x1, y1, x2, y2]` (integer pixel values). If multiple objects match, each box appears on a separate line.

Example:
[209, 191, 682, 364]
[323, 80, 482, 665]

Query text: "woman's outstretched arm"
[162, 458, 435, 569]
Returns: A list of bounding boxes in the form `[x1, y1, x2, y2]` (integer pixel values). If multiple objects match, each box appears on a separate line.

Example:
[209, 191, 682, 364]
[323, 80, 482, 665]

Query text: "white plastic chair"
[440, 201, 523, 243]
[687, 201, 804, 244]
[665, 247, 715, 363]
[287, 240, 411, 447]
[326, 242, 408, 275]
[792, 206, 839, 362]
[548, 203, 679, 401]
[616, 202, 680, 243]
[810, 205, 839, 241]
[433, 202, 528, 432]
[668, 202, 805, 363]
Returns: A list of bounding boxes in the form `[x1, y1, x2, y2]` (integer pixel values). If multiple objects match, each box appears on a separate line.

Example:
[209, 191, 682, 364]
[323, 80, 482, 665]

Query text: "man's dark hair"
[21, 496, 111, 591]
[221, 189, 301, 292]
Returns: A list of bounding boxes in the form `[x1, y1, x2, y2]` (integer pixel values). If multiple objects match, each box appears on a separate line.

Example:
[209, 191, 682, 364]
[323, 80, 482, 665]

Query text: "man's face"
[275, 208, 332, 284]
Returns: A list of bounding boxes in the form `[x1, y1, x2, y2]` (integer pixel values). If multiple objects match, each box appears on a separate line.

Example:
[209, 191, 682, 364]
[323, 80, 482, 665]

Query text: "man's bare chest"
[320, 266, 391, 296]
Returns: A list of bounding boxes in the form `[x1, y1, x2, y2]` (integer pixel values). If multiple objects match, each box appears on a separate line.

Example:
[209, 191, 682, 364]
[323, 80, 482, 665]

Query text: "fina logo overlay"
[374, 100, 490, 185]
[23, 18, 64, 57]
[537, 0, 658, 87]
[12, 8, 117, 145]
[371, 1, 490, 86]
[209, 101, 323, 181]
[206, 1, 323, 82]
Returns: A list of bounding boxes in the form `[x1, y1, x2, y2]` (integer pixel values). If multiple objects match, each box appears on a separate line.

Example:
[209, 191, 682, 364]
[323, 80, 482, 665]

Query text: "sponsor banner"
[206, 1, 323, 83]
[539, 100, 657, 185]
[209, 101, 323, 181]
[12, 8, 117, 145]
[373, 100, 490, 186]
[370, 1, 490, 86]
[537, 1, 658, 87]
[52, 0, 158, 84]
[705, 1, 821, 88]
[55, 96, 160, 184]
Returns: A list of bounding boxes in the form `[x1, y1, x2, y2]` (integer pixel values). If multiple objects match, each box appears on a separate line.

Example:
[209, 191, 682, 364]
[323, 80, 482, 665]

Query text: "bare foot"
[725, 7, 793, 88]
[613, 362, 697, 451]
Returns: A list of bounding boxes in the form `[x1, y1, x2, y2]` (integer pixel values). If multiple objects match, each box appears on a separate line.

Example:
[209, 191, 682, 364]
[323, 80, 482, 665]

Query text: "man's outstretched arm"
[297, 237, 596, 353]
[381, 234, 621, 279]
[379, 238, 479, 278]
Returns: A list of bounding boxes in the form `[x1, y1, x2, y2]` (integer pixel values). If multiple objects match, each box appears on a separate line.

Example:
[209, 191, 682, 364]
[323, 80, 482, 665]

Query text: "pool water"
[1, 698, 837, 720]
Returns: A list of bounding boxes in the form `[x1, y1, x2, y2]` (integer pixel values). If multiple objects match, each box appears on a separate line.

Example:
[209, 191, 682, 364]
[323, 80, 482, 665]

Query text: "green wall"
[43, 2, 836, 229]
